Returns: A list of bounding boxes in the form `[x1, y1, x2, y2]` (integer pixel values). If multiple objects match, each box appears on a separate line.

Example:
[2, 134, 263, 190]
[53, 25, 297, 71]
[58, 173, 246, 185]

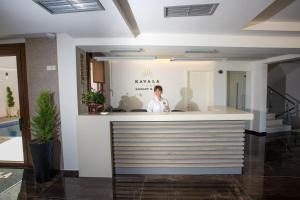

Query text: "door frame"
[0, 43, 31, 168]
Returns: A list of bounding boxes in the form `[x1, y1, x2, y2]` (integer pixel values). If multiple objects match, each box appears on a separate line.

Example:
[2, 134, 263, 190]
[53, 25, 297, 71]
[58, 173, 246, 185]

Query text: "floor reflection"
[264, 132, 300, 177]
[1, 132, 300, 199]
[113, 175, 251, 200]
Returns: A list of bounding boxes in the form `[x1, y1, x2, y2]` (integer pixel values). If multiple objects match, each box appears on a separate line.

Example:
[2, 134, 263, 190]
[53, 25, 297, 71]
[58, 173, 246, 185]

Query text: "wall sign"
[134, 69, 160, 91]
[134, 79, 160, 91]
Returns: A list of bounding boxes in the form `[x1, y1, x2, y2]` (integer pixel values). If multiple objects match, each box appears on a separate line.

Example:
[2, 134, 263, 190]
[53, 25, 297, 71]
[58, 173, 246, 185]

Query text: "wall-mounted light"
[109, 48, 143, 53]
[170, 57, 227, 61]
[185, 49, 218, 54]
[94, 56, 157, 61]
[5, 72, 8, 79]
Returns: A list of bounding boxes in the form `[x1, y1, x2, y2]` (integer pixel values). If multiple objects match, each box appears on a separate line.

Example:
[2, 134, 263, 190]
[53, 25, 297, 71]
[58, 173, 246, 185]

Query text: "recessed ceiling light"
[33, 0, 105, 14]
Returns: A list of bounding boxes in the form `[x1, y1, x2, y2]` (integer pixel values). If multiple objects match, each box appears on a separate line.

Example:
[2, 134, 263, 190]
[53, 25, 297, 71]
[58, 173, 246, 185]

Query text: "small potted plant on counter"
[29, 91, 60, 183]
[82, 88, 105, 114]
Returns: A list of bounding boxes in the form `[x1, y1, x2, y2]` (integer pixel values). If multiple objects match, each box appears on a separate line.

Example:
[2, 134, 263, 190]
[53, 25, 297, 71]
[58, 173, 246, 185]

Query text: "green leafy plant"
[82, 88, 105, 104]
[31, 91, 60, 143]
[6, 87, 15, 107]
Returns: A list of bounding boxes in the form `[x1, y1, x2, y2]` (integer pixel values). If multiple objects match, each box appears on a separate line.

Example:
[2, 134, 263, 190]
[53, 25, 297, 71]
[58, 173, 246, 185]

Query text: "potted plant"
[29, 91, 60, 183]
[6, 86, 15, 117]
[82, 88, 105, 113]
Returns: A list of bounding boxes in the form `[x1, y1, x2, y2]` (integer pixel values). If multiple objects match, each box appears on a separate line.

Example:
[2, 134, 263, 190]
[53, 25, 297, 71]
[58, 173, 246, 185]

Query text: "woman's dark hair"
[154, 85, 163, 92]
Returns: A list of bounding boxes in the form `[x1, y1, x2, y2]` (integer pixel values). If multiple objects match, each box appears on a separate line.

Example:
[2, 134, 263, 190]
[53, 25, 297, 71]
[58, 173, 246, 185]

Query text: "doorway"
[227, 71, 247, 110]
[0, 44, 30, 167]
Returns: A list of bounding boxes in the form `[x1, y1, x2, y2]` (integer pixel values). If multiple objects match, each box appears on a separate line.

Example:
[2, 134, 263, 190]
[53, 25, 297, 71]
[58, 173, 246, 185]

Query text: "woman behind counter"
[147, 85, 170, 112]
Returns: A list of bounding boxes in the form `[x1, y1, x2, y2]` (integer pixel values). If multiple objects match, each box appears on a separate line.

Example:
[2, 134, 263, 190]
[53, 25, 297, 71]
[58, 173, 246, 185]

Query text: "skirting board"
[60, 170, 79, 177]
[115, 167, 242, 175]
[245, 130, 266, 137]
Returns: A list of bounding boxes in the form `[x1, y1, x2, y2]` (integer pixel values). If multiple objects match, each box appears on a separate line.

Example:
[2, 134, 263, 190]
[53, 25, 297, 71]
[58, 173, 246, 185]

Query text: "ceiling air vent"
[164, 3, 219, 18]
[33, 0, 105, 14]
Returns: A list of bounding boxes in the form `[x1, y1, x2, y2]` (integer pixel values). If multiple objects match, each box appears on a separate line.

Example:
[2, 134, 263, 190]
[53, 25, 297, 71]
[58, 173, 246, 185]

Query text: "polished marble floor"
[1, 132, 300, 200]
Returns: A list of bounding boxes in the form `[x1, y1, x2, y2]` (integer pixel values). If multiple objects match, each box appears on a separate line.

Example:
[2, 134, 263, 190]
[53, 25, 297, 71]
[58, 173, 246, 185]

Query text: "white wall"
[57, 33, 78, 170]
[249, 62, 268, 132]
[110, 60, 215, 111]
[110, 60, 267, 132]
[56, 34, 268, 170]
[0, 56, 20, 117]
[214, 62, 268, 132]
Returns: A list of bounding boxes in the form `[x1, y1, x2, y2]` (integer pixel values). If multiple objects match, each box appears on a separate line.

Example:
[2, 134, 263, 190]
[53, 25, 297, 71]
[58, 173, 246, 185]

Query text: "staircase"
[267, 85, 300, 134]
[266, 113, 292, 133]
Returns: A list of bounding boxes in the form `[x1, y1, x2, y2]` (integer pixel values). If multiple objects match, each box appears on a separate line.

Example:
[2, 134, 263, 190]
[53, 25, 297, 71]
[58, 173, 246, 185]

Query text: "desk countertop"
[78, 106, 253, 121]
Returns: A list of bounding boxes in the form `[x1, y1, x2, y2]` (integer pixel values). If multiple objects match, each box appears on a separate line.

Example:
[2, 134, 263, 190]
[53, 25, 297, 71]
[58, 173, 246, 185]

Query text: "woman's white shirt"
[147, 96, 170, 112]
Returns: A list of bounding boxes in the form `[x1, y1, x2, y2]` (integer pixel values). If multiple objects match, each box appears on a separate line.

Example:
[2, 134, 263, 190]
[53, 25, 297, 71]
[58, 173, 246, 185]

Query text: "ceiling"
[0, 0, 132, 38]
[0, 0, 300, 39]
[1, 0, 300, 60]
[128, 0, 274, 35]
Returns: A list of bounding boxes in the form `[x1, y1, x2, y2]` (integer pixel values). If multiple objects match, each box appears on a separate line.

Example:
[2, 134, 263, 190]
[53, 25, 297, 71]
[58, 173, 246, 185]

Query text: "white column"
[56, 33, 79, 170]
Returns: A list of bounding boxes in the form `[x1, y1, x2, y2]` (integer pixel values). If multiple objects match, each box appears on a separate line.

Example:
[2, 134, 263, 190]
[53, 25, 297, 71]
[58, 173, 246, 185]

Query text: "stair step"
[267, 113, 276, 120]
[266, 125, 292, 133]
[267, 119, 283, 127]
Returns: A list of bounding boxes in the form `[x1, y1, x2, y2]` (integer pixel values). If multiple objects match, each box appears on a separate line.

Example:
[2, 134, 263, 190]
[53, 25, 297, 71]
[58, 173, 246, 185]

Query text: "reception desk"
[77, 106, 253, 177]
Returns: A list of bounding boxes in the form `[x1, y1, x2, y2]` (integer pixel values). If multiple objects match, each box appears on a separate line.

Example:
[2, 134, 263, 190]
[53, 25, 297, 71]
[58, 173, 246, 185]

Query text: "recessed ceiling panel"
[33, 0, 105, 14]
[164, 3, 219, 18]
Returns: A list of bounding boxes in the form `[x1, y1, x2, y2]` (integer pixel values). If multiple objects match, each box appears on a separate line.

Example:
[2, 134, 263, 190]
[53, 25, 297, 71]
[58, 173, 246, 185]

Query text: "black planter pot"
[29, 139, 54, 183]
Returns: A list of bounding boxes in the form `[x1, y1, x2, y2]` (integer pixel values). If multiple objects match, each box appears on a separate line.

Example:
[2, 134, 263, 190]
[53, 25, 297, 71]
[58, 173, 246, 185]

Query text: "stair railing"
[285, 93, 300, 118]
[286, 102, 291, 125]
[267, 86, 298, 125]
